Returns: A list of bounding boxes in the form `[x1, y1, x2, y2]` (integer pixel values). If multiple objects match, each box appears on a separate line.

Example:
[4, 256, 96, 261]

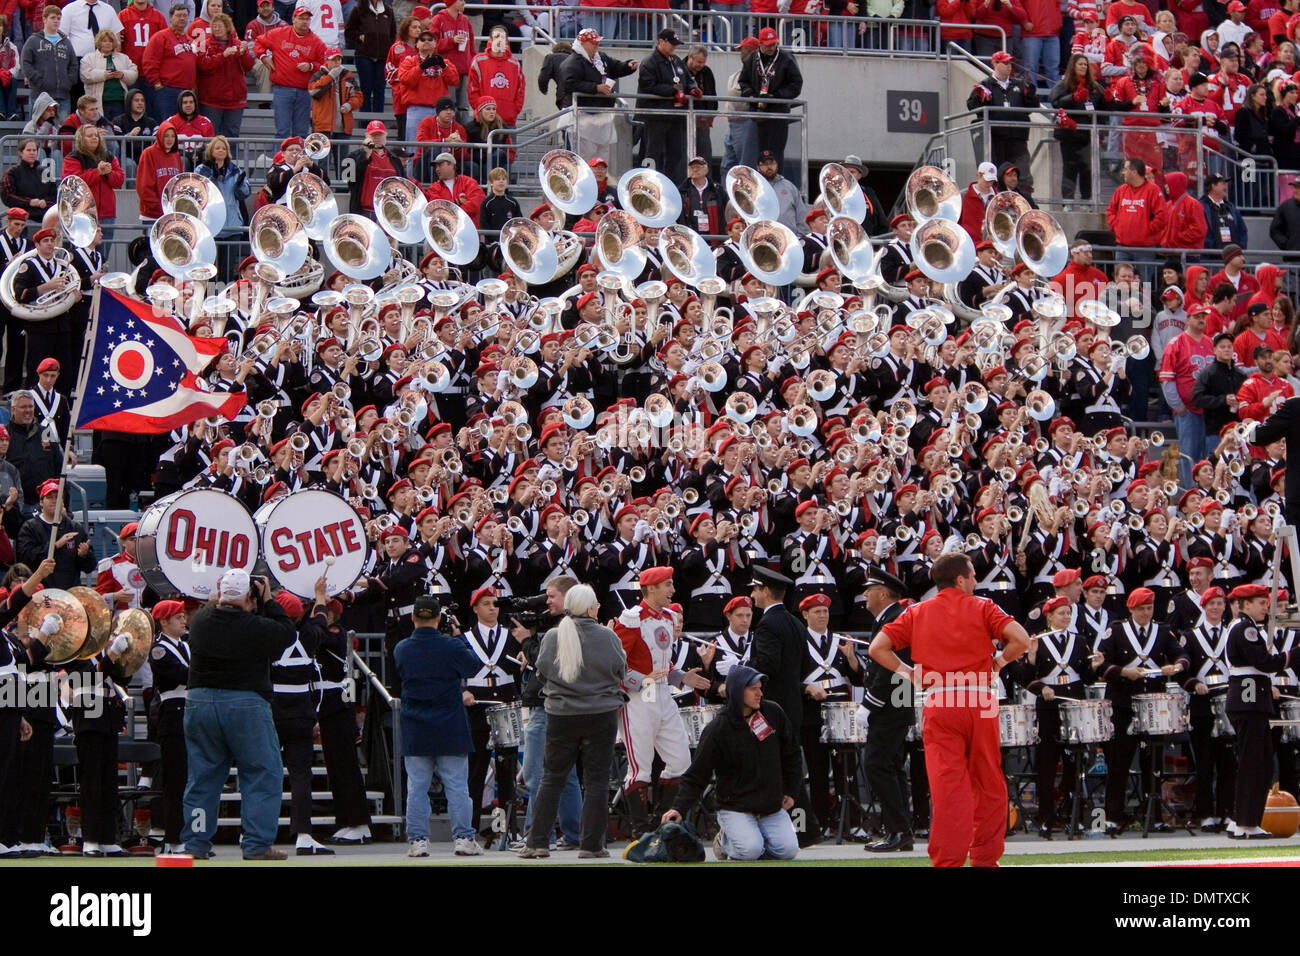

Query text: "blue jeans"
[355, 56, 386, 114]
[717, 808, 799, 860]
[272, 86, 311, 139]
[154, 86, 186, 122]
[521, 706, 581, 843]
[1174, 409, 1206, 487]
[1021, 35, 1060, 87]
[722, 117, 758, 177]
[181, 688, 283, 856]
[200, 106, 244, 139]
[405, 104, 436, 137]
[827, 19, 857, 50]
[405, 753, 474, 841]
[594, 11, 620, 40]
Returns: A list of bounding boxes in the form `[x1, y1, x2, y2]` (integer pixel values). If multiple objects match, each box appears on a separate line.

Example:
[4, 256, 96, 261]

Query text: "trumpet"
[1127, 514, 1144, 531]
[256, 400, 277, 420]
[1072, 499, 1091, 518]
[288, 433, 310, 453]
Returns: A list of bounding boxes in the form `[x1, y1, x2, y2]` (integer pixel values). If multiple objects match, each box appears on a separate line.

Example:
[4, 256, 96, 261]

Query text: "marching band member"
[148, 599, 190, 855]
[462, 586, 522, 841]
[612, 566, 708, 837]
[93, 522, 147, 611]
[1180, 585, 1236, 832]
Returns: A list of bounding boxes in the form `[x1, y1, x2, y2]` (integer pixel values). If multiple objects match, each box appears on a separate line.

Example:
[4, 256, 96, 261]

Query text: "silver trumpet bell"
[539, 149, 598, 216]
[596, 210, 647, 280]
[376, 176, 429, 245]
[983, 191, 1030, 260]
[724, 165, 779, 223]
[739, 220, 803, 287]
[819, 163, 866, 224]
[250, 203, 309, 277]
[161, 172, 227, 239]
[1025, 388, 1057, 421]
[422, 198, 479, 265]
[283, 170, 338, 241]
[1016, 210, 1069, 278]
[500, 217, 558, 286]
[57, 176, 99, 248]
[910, 218, 975, 284]
[658, 224, 716, 287]
[905, 165, 961, 223]
[150, 212, 216, 279]
[617, 167, 682, 228]
[324, 214, 392, 280]
[562, 395, 595, 429]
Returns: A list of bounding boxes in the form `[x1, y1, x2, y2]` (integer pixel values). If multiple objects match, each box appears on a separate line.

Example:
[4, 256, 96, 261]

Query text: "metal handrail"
[347, 636, 402, 827]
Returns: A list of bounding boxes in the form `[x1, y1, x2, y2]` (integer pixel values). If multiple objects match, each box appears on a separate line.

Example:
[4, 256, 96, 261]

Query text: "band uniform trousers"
[1104, 706, 1155, 824]
[22, 316, 67, 387]
[317, 707, 372, 828]
[275, 717, 316, 835]
[1033, 702, 1080, 828]
[864, 706, 913, 835]
[923, 692, 1006, 867]
[467, 704, 517, 834]
[1230, 712, 1273, 828]
[801, 724, 859, 831]
[0, 718, 54, 846]
[1275, 726, 1298, 800]
[0, 710, 17, 829]
[75, 729, 120, 846]
[620, 685, 691, 787]
[0, 300, 23, 391]
[1190, 708, 1236, 820]
[159, 731, 187, 844]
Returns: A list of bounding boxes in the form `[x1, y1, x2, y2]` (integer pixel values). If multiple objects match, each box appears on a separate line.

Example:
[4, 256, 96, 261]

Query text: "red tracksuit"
[880, 587, 1016, 867]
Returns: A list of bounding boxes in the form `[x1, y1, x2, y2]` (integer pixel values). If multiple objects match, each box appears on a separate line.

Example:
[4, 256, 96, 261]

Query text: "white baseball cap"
[219, 568, 250, 599]
[978, 161, 998, 182]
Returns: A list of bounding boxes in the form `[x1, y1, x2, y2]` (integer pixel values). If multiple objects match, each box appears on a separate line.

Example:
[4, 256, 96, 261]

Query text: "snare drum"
[819, 701, 868, 744]
[1058, 698, 1114, 744]
[485, 701, 523, 749]
[1280, 698, 1300, 743]
[679, 705, 723, 748]
[998, 704, 1038, 747]
[1130, 693, 1189, 736]
[135, 489, 259, 598]
[1085, 683, 1107, 701]
[1210, 692, 1235, 738]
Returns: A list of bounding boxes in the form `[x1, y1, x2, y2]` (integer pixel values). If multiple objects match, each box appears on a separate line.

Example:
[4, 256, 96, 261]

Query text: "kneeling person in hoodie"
[662, 665, 801, 861]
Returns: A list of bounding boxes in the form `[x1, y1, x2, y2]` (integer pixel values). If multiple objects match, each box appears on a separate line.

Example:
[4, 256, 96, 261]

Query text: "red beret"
[1186, 556, 1214, 570]
[118, 522, 139, 540]
[689, 512, 713, 537]
[794, 500, 818, 518]
[1126, 587, 1155, 608]
[1199, 500, 1223, 515]
[377, 525, 408, 543]
[1052, 568, 1081, 588]
[798, 593, 832, 611]
[785, 457, 809, 474]
[639, 566, 675, 587]
[613, 505, 639, 525]
[724, 596, 752, 615]
[36, 357, 59, 374]
[386, 478, 412, 499]
[1227, 583, 1270, 601]
[151, 599, 186, 622]
[275, 590, 304, 620]
[1048, 416, 1074, 434]
[470, 585, 499, 608]
[923, 376, 948, 393]
[32, 227, 55, 243]
[890, 213, 914, 228]
[1082, 575, 1108, 590]
[1042, 596, 1070, 616]
[1199, 586, 1226, 607]
[415, 506, 439, 524]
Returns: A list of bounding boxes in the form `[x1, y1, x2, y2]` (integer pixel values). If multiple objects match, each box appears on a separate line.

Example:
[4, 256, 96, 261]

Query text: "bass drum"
[135, 489, 259, 598]
[253, 489, 369, 598]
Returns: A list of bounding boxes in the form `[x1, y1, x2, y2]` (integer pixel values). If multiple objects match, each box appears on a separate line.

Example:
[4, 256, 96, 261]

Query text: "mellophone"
[135, 487, 370, 599]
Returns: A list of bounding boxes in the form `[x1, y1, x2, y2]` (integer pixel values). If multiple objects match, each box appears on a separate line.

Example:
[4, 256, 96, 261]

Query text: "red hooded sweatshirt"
[1184, 263, 1210, 311]
[1107, 178, 1168, 246]
[136, 121, 183, 219]
[1162, 172, 1208, 249]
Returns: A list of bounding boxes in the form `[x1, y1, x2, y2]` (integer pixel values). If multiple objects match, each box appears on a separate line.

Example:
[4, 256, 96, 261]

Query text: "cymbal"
[17, 588, 88, 665]
[113, 608, 154, 677]
[69, 587, 113, 660]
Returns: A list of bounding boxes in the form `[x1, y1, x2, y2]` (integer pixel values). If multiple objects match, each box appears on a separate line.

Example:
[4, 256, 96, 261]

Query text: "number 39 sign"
[887, 90, 939, 135]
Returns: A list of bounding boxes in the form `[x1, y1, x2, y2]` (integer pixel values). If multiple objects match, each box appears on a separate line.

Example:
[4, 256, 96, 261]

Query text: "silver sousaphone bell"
[910, 218, 975, 285]
[324, 214, 392, 280]
[161, 172, 227, 239]
[983, 191, 1030, 260]
[905, 165, 961, 223]
[375, 176, 429, 245]
[57, 176, 99, 248]
[500, 217, 558, 286]
[819, 163, 866, 224]
[618, 167, 682, 229]
[539, 149, 598, 216]
[658, 224, 716, 287]
[422, 198, 479, 265]
[250, 203, 309, 277]
[1016, 210, 1069, 278]
[150, 212, 216, 279]
[283, 170, 338, 241]
[595, 210, 646, 280]
[725, 165, 779, 223]
[739, 220, 803, 287]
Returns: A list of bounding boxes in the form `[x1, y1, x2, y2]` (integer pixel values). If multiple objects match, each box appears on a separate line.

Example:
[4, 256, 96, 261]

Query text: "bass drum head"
[134, 489, 259, 599]
[254, 489, 369, 598]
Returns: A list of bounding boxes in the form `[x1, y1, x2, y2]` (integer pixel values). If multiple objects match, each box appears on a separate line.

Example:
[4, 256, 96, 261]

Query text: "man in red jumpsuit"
[869, 552, 1030, 867]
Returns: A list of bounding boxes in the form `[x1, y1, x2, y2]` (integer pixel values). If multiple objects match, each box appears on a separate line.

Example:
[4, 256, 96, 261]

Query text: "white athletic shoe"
[407, 839, 429, 858]
[454, 836, 484, 856]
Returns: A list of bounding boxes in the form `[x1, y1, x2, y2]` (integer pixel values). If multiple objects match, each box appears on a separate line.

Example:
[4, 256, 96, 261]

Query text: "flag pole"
[47, 283, 103, 561]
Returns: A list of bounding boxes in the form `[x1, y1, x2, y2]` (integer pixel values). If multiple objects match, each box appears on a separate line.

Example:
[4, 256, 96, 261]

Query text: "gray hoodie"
[535, 615, 627, 716]
[20, 32, 78, 101]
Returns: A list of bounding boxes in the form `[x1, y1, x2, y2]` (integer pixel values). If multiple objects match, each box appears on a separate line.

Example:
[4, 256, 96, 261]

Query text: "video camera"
[498, 593, 554, 630]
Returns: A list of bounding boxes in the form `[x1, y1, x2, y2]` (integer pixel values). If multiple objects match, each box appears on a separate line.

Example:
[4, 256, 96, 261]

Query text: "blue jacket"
[394, 626, 479, 757]
[1200, 195, 1247, 250]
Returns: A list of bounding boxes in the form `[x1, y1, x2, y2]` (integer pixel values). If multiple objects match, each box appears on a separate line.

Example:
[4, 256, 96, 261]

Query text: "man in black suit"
[858, 568, 914, 852]
[746, 566, 820, 844]
[1253, 398, 1300, 529]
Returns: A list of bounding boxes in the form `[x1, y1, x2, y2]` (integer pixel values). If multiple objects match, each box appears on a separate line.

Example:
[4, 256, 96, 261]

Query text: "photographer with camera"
[347, 119, 413, 222]
[181, 569, 296, 861]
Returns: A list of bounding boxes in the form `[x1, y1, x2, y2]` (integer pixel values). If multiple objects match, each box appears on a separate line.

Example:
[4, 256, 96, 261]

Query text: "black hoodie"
[672, 664, 802, 818]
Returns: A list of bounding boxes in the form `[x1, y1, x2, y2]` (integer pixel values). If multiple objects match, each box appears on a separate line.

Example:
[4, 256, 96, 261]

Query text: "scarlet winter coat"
[398, 53, 460, 107]
[136, 122, 184, 219]
[197, 34, 254, 110]
[62, 150, 125, 218]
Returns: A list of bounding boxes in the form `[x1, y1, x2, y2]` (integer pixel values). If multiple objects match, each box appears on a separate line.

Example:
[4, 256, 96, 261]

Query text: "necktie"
[87, 3, 100, 37]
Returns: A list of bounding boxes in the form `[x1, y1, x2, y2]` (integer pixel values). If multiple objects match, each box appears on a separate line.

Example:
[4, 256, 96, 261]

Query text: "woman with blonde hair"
[79, 29, 138, 122]
[519, 583, 627, 859]
[62, 123, 123, 239]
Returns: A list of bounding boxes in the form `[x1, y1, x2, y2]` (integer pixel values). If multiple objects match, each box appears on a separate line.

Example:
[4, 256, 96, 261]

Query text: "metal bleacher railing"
[464, 3, 1006, 57]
